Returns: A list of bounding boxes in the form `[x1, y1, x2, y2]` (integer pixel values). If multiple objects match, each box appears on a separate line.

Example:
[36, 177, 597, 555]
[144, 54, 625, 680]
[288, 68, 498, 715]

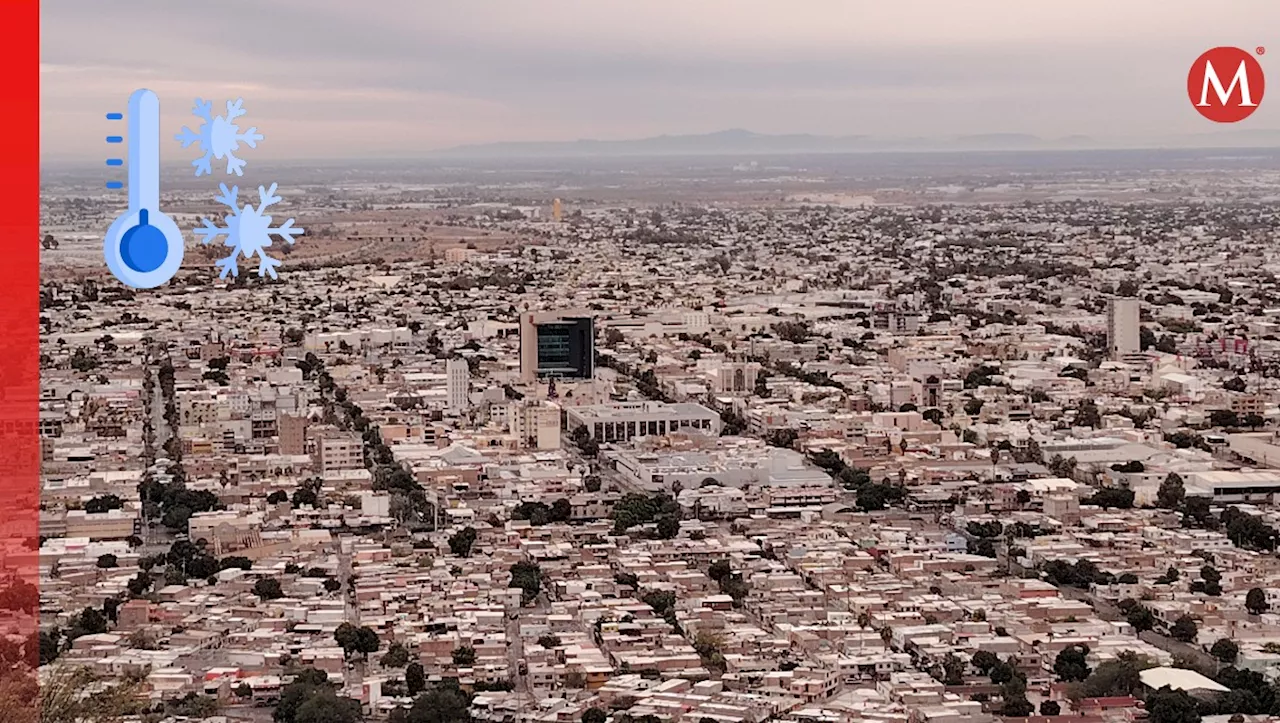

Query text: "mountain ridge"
[428, 128, 1280, 159]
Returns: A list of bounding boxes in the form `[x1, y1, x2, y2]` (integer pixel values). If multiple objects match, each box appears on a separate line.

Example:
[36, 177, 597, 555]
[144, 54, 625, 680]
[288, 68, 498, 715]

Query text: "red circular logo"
[1188, 47, 1265, 123]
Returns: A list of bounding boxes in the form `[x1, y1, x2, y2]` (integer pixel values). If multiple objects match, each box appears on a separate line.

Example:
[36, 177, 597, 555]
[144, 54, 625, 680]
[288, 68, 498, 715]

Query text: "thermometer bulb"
[119, 209, 168, 273]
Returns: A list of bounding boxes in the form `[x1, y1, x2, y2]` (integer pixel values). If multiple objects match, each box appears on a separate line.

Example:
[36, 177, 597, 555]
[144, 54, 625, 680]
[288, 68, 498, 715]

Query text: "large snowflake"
[175, 98, 263, 177]
[196, 183, 304, 280]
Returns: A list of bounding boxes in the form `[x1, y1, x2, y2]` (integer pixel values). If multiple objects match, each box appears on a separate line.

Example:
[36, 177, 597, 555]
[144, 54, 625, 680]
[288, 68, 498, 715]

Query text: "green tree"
[381, 643, 411, 668]
[407, 681, 471, 723]
[294, 688, 362, 723]
[451, 646, 477, 667]
[971, 650, 1000, 675]
[1245, 587, 1269, 615]
[1145, 686, 1201, 723]
[254, 578, 284, 601]
[1157, 473, 1185, 510]
[1078, 651, 1155, 698]
[448, 527, 477, 557]
[1041, 701, 1061, 716]
[405, 662, 425, 696]
[274, 669, 332, 723]
[1126, 604, 1157, 633]
[1054, 644, 1091, 682]
[36, 665, 144, 723]
[1210, 638, 1239, 664]
[940, 653, 965, 685]
[1001, 673, 1035, 717]
[1170, 615, 1198, 643]
[509, 561, 542, 604]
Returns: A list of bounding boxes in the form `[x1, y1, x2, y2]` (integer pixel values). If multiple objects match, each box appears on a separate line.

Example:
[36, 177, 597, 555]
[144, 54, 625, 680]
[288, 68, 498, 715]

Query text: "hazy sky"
[41, 0, 1280, 159]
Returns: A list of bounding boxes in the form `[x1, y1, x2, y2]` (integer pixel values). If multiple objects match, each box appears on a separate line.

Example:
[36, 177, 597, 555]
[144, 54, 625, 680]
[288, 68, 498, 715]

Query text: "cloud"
[40, 0, 1280, 159]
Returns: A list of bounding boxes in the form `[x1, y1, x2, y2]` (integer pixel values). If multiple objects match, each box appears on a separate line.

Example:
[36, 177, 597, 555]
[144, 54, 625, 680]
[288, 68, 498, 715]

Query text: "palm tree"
[880, 626, 894, 651]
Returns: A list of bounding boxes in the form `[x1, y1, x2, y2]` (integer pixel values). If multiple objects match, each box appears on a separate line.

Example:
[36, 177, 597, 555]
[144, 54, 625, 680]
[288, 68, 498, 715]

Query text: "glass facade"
[535, 317, 594, 379]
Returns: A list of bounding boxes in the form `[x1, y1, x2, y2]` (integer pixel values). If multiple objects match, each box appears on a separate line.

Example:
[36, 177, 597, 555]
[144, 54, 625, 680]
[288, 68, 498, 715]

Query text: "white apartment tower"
[446, 358, 470, 413]
[1108, 297, 1141, 359]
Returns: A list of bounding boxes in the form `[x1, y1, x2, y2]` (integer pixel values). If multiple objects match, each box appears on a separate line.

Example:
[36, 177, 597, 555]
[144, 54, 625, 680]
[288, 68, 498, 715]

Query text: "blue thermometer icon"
[103, 89, 185, 289]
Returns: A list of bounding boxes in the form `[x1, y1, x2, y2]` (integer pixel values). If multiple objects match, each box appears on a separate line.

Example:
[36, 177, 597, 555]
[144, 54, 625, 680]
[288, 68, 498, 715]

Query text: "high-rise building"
[519, 311, 595, 382]
[552, 198, 563, 223]
[1108, 298, 1141, 359]
[278, 414, 308, 456]
[446, 358, 470, 413]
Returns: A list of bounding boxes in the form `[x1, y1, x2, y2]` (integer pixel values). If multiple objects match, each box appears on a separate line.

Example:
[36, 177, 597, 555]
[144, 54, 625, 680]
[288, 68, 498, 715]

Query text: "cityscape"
[24, 2, 1280, 723]
[29, 145, 1280, 723]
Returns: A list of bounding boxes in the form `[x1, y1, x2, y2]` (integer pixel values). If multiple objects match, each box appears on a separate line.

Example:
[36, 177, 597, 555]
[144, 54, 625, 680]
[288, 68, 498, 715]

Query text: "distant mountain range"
[429, 127, 1280, 159]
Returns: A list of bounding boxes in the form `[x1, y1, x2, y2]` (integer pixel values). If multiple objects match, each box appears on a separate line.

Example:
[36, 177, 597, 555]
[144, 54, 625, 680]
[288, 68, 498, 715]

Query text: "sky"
[40, 0, 1280, 160]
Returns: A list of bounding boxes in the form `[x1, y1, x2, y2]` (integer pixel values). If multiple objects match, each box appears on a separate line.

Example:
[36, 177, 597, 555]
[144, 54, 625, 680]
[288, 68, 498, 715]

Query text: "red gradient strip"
[0, 0, 41, 699]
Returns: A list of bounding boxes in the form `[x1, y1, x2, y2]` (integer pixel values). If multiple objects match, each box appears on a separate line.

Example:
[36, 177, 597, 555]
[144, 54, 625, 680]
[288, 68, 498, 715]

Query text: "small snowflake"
[175, 98, 264, 177]
[196, 182, 304, 279]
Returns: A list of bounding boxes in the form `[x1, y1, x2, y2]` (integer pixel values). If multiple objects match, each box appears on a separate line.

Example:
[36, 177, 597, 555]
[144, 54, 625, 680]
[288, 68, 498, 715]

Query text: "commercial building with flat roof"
[565, 401, 720, 442]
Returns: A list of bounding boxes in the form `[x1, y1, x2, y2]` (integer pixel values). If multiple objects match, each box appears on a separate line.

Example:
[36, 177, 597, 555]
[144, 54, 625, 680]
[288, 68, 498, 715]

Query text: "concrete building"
[1107, 297, 1141, 359]
[446, 358, 470, 413]
[314, 432, 363, 474]
[278, 414, 308, 456]
[519, 311, 595, 382]
[706, 361, 761, 394]
[507, 401, 562, 450]
[565, 401, 720, 442]
[64, 509, 137, 540]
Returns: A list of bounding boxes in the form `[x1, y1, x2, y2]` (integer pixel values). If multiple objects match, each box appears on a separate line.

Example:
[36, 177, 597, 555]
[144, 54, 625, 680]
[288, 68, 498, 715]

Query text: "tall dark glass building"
[520, 312, 594, 381]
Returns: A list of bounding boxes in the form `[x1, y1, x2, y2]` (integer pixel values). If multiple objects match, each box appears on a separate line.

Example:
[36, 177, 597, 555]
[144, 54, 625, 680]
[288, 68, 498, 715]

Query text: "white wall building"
[446, 358, 470, 413]
[1107, 298, 1140, 359]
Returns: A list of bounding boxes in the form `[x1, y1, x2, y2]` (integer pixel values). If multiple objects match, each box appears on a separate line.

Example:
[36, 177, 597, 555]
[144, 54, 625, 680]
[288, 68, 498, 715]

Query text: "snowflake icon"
[175, 98, 263, 177]
[196, 182, 304, 279]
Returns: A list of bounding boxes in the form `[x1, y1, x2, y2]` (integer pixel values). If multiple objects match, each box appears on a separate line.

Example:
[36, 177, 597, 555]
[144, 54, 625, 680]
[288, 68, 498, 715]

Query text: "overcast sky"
[40, 0, 1280, 160]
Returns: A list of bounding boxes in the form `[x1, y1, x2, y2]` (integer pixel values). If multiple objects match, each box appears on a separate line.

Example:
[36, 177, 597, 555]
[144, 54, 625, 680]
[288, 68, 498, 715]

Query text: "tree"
[267, 490, 289, 504]
[1223, 377, 1247, 393]
[582, 709, 608, 723]
[1040, 701, 1061, 716]
[84, 494, 124, 514]
[1001, 673, 1035, 717]
[37, 665, 144, 723]
[254, 578, 284, 601]
[1078, 651, 1156, 698]
[509, 561, 542, 605]
[1126, 604, 1157, 633]
[1054, 644, 1091, 682]
[39, 630, 62, 665]
[1210, 638, 1239, 664]
[451, 646, 476, 667]
[940, 653, 965, 685]
[1246, 587, 1269, 615]
[537, 634, 561, 649]
[1145, 686, 1201, 723]
[294, 688, 362, 723]
[405, 662, 425, 696]
[448, 527, 477, 557]
[1209, 410, 1240, 429]
[1157, 473, 1186, 510]
[275, 669, 343, 723]
[96, 554, 118, 569]
[1087, 487, 1135, 509]
[382, 642, 410, 668]
[1170, 615, 1198, 643]
[971, 650, 1000, 675]
[407, 681, 471, 723]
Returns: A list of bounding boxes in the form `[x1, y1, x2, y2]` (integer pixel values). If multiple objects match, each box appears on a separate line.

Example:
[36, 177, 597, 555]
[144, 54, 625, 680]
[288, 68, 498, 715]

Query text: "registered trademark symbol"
[1258, 46, 1266, 55]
